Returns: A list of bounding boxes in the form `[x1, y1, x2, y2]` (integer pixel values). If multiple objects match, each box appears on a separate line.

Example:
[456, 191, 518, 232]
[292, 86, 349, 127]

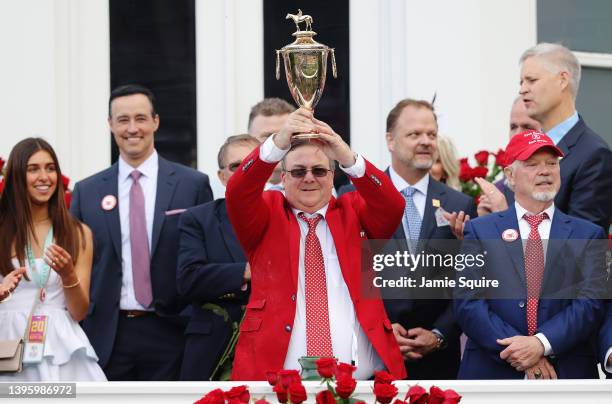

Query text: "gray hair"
[520, 43, 581, 99]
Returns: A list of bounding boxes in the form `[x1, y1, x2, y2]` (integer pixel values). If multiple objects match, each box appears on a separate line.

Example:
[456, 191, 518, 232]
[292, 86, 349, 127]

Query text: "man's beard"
[532, 190, 557, 202]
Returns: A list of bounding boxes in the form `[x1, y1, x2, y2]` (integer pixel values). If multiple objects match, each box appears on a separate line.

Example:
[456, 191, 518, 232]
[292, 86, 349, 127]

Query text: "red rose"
[0, 178, 4, 195]
[273, 384, 288, 403]
[278, 370, 300, 388]
[254, 400, 271, 404]
[0, 157, 5, 172]
[335, 374, 357, 399]
[405, 385, 429, 404]
[195, 388, 225, 404]
[373, 370, 395, 386]
[266, 370, 279, 386]
[442, 388, 462, 404]
[373, 382, 398, 404]
[458, 158, 473, 182]
[474, 150, 489, 166]
[315, 357, 337, 379]
[288, 382, 307, 404]
[61, 174, 70, 189]
[495, 149, 507, 168]
[428, 386, 445, 404]
[335, 362, 356, 378]
[393, 400, 408, 404]
[225, 385, 250, 403]
[315, 390, 335, 404]
[471, 166, 488, 179]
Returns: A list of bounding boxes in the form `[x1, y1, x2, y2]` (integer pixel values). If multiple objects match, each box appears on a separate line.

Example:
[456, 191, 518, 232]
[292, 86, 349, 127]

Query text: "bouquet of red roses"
[194, 359, 461, 404]
[459, 149, 506, 200]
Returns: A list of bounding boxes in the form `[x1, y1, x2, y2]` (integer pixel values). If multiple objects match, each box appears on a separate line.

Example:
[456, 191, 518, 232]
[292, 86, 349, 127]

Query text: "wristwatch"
[431, 329, 447, 350]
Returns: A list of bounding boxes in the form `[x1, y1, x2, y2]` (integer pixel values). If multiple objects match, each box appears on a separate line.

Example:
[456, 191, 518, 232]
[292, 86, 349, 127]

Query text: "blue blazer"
[70, 157, 213, 368]
[176, 199, 248, 380]
[454, 205, 607, 379]
[502, 117, 612, 232]
[340, 173, 476, 379]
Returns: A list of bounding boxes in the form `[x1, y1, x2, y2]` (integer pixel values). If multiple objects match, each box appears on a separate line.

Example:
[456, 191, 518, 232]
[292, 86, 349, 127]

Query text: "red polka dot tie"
[298, 212, 333, 357]
[523, 213, 548, 336]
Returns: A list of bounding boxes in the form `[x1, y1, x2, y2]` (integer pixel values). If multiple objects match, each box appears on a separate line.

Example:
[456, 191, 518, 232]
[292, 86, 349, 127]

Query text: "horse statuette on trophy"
[276, 9, 337, 140]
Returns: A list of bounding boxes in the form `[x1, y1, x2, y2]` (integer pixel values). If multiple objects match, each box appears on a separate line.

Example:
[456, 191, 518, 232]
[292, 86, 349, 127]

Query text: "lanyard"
[25, 226, 54, 302]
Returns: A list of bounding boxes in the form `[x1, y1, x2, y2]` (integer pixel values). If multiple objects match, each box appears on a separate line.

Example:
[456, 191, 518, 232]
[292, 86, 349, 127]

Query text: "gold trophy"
[276, 9, 337, 140]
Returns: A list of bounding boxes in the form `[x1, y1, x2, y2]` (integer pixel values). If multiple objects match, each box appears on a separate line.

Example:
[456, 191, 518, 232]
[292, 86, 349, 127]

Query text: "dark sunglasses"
[224, 161, 242, 172]
[285, 167, 332, 178]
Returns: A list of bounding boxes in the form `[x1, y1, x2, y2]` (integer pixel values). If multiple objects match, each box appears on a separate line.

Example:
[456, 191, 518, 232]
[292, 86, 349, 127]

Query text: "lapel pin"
[502, 228, 518, 242]
[432, 198, 440, 208]
[101, 195, 117, 211]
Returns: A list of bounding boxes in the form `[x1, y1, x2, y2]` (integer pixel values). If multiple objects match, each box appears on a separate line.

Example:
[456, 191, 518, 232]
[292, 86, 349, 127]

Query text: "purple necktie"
[130, 170, 153, 307]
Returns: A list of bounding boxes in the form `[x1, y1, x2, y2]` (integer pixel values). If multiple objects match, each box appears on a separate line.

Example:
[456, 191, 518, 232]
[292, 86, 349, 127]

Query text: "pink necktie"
[523, 213, 547, 336]
[130, 170, 153, 307]
[298, 212, 333, 357]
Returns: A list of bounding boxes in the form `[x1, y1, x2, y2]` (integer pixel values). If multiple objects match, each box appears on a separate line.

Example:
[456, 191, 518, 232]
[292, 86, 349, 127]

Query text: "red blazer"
[226, 146, 407, 380]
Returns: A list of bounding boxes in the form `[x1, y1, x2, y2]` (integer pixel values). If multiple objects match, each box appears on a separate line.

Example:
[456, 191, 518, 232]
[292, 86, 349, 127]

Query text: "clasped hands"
[274, 108, 355, 168]
[392, 323, 439, 361]
[497, 335, 557, 379]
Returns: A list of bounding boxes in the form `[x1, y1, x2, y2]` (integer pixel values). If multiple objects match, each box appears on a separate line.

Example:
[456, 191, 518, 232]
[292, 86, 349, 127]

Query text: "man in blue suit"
[455, 130, 607, 379]
[339, 99, 476, 379]
[176, 134, 259, 380]
[480, 44, 612, 231]
[70, 84, 213, 380]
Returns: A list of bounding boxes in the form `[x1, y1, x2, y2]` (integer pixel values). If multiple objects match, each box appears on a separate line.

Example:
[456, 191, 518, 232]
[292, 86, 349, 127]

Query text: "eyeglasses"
[285, 167, 333, 178]
[223, 161, 242, 172]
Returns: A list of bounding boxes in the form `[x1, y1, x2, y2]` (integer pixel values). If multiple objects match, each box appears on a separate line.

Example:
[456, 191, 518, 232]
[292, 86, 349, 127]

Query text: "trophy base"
[292, 133, 321, 141]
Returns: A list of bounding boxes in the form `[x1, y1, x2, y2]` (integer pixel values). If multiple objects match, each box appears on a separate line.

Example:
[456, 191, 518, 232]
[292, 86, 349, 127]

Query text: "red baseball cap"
[503, 130, 564, 165]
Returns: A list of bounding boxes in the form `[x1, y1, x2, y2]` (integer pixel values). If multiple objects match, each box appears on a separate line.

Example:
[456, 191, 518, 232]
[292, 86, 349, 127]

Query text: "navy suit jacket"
[70, 156, 213, 367]
[176, 199, 248, 380]
[502, 117, 612, 232]
[339, 173, 477, 379]
[455, 205, 607, 379]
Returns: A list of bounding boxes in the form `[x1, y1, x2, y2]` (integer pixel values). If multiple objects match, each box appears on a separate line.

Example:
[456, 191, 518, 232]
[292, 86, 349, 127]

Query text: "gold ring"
[534, 369, 542, 379]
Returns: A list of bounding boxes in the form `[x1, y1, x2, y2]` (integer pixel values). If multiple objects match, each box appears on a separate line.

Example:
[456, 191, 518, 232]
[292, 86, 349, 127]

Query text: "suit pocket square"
[164, 209, 186, 216]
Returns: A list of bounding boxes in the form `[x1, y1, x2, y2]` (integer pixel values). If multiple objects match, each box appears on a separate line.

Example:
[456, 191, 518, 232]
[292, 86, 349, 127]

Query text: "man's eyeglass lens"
[287, 168, 331, 178]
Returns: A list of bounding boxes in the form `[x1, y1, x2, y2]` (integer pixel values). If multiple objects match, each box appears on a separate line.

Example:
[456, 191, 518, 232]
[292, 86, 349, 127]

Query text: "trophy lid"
[281, 10, 330, 52]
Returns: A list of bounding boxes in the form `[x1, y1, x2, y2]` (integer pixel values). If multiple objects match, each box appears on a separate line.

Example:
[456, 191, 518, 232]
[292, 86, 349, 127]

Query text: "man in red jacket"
[226, 108, 406, 380]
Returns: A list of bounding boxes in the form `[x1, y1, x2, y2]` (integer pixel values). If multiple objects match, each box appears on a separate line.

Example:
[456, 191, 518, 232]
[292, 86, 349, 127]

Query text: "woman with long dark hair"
[0, 138, 105, 380]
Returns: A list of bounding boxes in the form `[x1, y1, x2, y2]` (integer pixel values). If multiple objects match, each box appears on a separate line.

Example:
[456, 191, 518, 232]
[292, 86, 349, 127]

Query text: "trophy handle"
[276, 50, 281, 80]
[330, 48, 337, 79]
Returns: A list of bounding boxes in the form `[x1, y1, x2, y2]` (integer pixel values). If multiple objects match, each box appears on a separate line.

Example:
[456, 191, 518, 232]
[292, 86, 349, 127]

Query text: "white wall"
[196, 0, 264, 198]
[0, 0, 110, 185]
[351, 0, 537, 168]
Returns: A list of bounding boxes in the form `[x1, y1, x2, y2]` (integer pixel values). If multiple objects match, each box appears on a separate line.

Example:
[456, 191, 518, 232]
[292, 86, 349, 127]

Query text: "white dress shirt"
[260, 136, 383, 379]
[605, 348, 612, 373]
[118, 151, 158, 310]
[514, 201, 555, 356]
[388, 167, 428, 238]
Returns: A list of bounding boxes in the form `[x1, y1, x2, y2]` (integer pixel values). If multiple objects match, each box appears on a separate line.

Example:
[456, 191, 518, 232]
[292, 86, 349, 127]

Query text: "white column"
[350, 0, 537, 167]
[196, 0, 264, 198]
[0, 0, 109, 184]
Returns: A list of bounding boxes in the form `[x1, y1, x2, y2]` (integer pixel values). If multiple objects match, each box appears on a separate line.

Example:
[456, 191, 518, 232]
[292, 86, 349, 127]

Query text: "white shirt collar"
[292, 204, 329, 220]
[388, 166, 429, 196]
[514, 201, 555, 222]
[118, 150, 158, 183]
